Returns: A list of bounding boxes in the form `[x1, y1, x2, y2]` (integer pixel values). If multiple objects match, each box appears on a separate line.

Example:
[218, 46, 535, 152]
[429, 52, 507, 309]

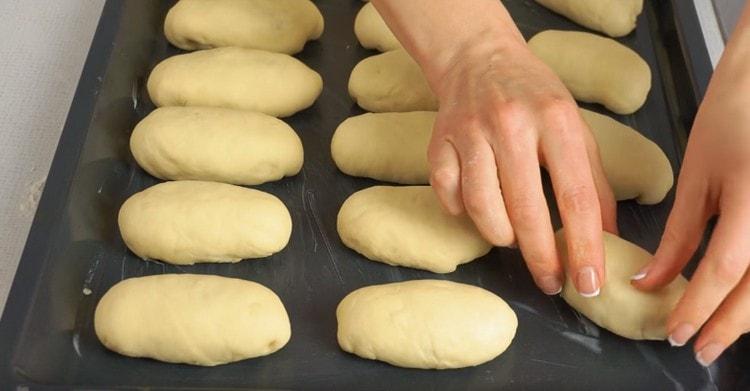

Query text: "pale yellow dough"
[164, 0, 324, 54]
[147, 47, 322, 117]
[348, 49, 438, 112]
[95, 274, 291, 366]
[557, 230, 688, 340]
[331, 112, 433, 184]
[131, 107, 303, 186]
[535, 0, 643, 37]
[118, 181, 291, 265]
[331, 110, 672, 203]
[581, 109, 673, 204]
[528, 30, 651, 115]
[354, 2, 400, 52]
[337, 279, 517, 369]
[337, 186, 491, 273]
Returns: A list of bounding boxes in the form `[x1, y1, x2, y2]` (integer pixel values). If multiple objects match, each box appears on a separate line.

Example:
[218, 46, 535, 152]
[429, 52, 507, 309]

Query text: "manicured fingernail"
[538, 276, 562, 295]
[696, 343, 724, 367]
[630, 266, 650, 281]
[668, 323, 696, 347]
[576, 266, 600, 298]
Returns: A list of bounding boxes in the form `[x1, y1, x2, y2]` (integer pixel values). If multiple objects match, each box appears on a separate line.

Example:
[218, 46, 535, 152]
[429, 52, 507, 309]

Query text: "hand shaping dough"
[95, 274, 290, 366]
[164, 0, 324, 54]
[147, 47, 322, 117]
[528, 30, 651, 115]
[337, 186, 491, 273]
[581, 109, 673, 204]
[118, 181, 291, 265]
[332, 112, 434, 184]
[131, 107, 303, 186]
[337, 279, 517, 369]
[354, 2, 400, 52]
[556, 230, 688, 340]
[331, 109, 671, 203]
[349, 49, 438, 112]
[535, 0, 643, 37]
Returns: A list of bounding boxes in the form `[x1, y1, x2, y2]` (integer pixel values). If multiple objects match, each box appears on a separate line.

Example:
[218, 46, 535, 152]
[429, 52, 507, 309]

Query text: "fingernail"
[668, 323, 696, 347]
[696, 343, 724, 367]
[538, 276, 562, 295]
[630, 266, 650, 281]
[576, 266, 600, 298]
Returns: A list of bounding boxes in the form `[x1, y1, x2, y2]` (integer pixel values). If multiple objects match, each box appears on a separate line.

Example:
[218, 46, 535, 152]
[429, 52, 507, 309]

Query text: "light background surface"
[0, 0, 741, 313]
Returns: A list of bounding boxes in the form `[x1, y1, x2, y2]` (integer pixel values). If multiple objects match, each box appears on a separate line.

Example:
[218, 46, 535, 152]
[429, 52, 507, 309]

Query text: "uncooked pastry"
[131, 107, 303, 186]
[336, 279, 517, 369]
[147, 47, 322, 117]
[164, 0, 324, 54]
[337, 186, 491, 273]
[528, 30, 651, 115]
[95, 274, 290, 366]
[118, 180, 292, 265]
[535, 0, 643, 37]
[581, 109, 673, 204]
[331, 112, 433, 184]
[354, 2, 400, 51]
[348, 49, 438, 112]
[330, 109, 672, 203]
[557, 229, 688, 340]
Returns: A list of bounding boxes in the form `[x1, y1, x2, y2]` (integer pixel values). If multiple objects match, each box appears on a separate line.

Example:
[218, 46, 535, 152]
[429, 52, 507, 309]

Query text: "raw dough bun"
[337, 186, 491, 273]
[556, 230, 688, 340]
[331, 112, 433, 184]
[131, 107, 303, 186]
[330, 109, 672, 203]
[354, 2, 400, 51]
[147, 47, 322, 117]
[164, 0, 324, 54]
[528, 30, 651, 115]
[349, 49, 438, 112]
[95, 274, 290, 366]
[535, 0, 643, 37]
[337, 279, 517, 369]
[118, 181, 291, 265]
[581, 109, 673, 204]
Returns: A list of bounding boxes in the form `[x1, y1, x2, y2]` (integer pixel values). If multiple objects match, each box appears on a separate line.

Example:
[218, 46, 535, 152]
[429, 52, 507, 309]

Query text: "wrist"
[422, 35, 527, 97]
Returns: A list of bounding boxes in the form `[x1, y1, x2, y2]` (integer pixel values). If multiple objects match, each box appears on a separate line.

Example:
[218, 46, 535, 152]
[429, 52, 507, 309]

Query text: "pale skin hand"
[372, 0, 617, 296]
[632, 2, 750, 367]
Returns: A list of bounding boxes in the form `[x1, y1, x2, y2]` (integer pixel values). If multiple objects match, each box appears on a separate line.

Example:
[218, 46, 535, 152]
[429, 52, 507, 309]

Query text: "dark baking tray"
[1, 0, 744, 389]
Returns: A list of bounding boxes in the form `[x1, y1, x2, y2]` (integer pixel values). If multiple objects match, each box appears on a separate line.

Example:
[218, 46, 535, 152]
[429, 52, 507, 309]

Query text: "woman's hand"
[372, 0, 617, 296]
[632, 2, 750, 366]
[428, 40, 617, 296]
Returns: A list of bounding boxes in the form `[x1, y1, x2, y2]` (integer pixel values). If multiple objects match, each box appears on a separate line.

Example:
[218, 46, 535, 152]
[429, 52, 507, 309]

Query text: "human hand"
[425, 39, 617, 296]
[631, 5, 750, 365]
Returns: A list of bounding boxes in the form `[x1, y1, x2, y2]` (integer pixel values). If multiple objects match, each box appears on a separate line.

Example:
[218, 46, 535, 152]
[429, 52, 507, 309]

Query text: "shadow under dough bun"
[147, 47, 322, 118]
[95, 274, 291, 366]
[556, 229, 687, 340]
[164, 0, 324, 54]
[337, 279, 517, 369]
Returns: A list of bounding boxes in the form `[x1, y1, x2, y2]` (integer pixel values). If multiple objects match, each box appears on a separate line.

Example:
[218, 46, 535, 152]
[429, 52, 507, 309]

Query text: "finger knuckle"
[463, 193, 488, 215]
[508, 193, 542, 223]
[430, 167, 458, 190]
[559, 184, 597, 215]
[709, 254, 745, 286]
